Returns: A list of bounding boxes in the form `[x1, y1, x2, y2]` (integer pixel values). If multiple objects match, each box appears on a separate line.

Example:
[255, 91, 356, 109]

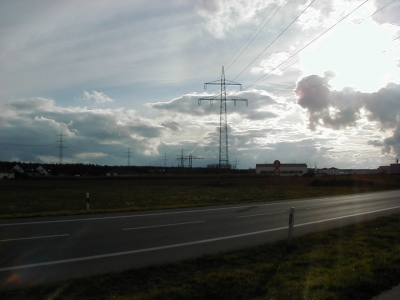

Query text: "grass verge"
[2, 214, 399, 300]
[1, 174, 399, 218]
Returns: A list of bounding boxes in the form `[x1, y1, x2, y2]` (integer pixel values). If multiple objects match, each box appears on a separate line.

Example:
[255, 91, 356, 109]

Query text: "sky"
[1, 0, 399, 169]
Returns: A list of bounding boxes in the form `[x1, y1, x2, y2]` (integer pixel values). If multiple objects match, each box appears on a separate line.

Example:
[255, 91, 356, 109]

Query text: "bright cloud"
[300, 19, 400, 92]
[195, 0, 275, 38]
[82, 91, 113, 104]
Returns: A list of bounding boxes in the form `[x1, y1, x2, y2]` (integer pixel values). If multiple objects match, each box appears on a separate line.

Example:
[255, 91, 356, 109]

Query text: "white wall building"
[255, 164, 308, 176]
[0, 170, 15, 179]
[37, 166, 50, 176]
[317, 167, 341, 175]
[12, 164, 24, 173]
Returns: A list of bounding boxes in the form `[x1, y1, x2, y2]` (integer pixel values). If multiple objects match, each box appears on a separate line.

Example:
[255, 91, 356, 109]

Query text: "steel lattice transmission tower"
[125, 147, 132, 166]
[199, 66, 247, 170]
[176, 149, 203, 168]
[54, 131, 68, 165]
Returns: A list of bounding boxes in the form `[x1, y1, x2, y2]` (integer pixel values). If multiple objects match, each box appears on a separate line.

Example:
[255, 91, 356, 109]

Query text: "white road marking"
[294, 206, 400, 228]
[305, 204, 339, 210]
[0, 190, 397, 226]
[1, 234, 69, 242]
[123, 221, 204, 230]
[237, 211, 287, 218]
[1, 205, 398, 272]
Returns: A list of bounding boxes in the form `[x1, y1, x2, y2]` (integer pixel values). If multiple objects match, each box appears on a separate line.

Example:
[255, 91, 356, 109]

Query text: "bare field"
[1, 174, 399, 218]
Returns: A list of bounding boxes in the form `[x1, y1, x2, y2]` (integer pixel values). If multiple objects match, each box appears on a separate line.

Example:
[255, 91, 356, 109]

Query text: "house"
[377, 164, 400, 174]
[0, 169, 15, 179]
[389, 164, 400, 174]
[12, 164, 24, 174]
[255, 163, 308, 176]
[37, 166, 50, 176]
[106, 168, 138, 176]
[378, 166, 390, 173]
[317, 167, 341, 175]
[347, 169, 378, 175]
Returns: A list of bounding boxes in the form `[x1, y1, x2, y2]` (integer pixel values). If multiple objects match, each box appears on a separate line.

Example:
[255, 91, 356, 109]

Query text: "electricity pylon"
[125, 147, 132, 166]
[176, 150, 203, 168]
[177, 149, 186, 168]
[198, 66, 247, 172]
[54, 131, 68, 164]
[163, 152, 168, 167]
[188, 154, 204, 168]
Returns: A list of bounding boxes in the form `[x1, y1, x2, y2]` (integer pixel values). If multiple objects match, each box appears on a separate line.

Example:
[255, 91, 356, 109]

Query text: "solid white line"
[1, 190, 398, 226]
[294, 206, 400, 228]
[0, 201, 333, 226]
[237, 211, 287, 218]
[305, 204, 339, 210]
[0, 226, 288, 272]
[123, 221, 205, 230]
[1, 205, 399, 272]
[1, 234, 69, 242]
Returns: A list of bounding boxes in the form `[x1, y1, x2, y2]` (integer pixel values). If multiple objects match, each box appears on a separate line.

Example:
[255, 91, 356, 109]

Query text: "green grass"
[1, 174, 399, 218]
[2, 214, 399, 300]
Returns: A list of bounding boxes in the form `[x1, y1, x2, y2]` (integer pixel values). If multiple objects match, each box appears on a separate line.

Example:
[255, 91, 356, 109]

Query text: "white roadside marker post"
[86, 193, 90, 212]
[288, 207, 295, 246]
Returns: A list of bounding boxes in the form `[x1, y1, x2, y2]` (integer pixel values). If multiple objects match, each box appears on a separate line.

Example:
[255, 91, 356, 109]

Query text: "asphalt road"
[1, 190, 399, 291]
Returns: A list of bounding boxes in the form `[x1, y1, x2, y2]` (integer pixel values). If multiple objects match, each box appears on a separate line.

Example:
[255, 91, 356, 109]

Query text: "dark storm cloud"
[161, 120, 183, 133]
[1, 98, 167, 163]
[295, 77, 400, 156]
[8, 97, 56, 111]
[367, 139, 383, 147]
[363, 83, 400, 128]
[294, 72, 334, 112]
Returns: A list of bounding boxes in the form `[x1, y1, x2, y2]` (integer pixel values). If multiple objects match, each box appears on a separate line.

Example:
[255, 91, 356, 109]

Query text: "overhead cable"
[243, 0, 370, 90]
[246, 0, 398, 98]
[232, 0, 317, 82]
[225, 0, 285, 71]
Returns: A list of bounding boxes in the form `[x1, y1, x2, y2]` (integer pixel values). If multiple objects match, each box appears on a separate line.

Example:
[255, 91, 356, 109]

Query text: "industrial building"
[255, 163, 308, 176]
[378, 163, 400, 174]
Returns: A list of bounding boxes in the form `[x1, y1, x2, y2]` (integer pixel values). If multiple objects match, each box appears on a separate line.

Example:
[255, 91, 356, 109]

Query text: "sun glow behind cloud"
[300, 19, 400, 92]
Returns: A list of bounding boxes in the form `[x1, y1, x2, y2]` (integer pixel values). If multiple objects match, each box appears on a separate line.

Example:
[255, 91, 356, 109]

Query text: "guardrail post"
[288, 207, 295, 246]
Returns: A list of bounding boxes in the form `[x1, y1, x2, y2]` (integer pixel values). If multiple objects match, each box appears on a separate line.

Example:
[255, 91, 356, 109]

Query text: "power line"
[279, 76, 331, 98]
[224, 1, 280, 69]
[0, 142, 53, 147]
[225, 0, 286, 71]
[249, 73, 325, 107]
[368, 0, 398, 18]
[246, 0, 397, 106]
[232, 0, 316, 82]
[244, 0, 370, 90]
[265, 0, 398, 89]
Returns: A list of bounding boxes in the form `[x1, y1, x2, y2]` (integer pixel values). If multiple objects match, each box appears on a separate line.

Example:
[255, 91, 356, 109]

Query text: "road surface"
[1, 190, 399, 290]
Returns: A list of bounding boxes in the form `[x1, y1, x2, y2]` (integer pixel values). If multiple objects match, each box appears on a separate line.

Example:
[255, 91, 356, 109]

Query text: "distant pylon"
[177, 149, 186, 168]
[198, 66, 247, 172]
[233, 158, 240, 169]
[54, 131, 68, 164]
[176, 150, 203, 168]
[163, 152, 168, 167]
[125, 147, 132, 166]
